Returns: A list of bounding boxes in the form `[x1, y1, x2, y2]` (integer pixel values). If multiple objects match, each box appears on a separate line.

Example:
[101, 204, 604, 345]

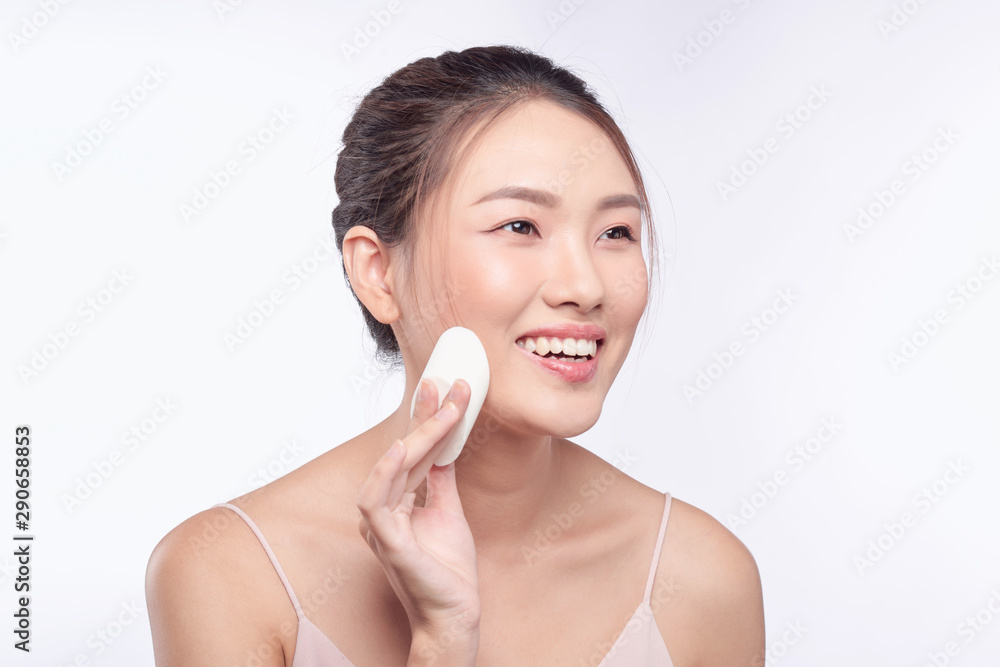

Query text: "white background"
[2, 0, 999, 665]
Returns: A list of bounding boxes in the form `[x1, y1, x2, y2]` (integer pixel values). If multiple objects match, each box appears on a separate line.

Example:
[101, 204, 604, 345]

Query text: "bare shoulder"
[146, 502, 296, 667]
[144, 435, 379, 666]
[663, 497, 761, 590]
[559, 445, 763, 663]
[653, 497, 765, 666]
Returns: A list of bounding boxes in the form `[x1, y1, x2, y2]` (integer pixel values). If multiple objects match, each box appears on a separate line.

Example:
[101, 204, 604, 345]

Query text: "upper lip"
[517, 324, 606, 342]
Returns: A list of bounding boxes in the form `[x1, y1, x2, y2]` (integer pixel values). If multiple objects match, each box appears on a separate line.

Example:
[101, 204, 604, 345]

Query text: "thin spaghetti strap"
[214, 502, 305, 616]
[642, 492, 672, 604]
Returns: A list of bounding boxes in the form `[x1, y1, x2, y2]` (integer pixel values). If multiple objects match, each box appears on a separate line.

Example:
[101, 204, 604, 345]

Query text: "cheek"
[607, 262, 649, 320]
[465, 255, 518, 287]
[452, 250, 534, 313]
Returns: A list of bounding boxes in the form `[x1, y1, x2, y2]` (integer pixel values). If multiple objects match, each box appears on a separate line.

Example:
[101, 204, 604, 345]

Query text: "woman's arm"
[146, 508, 291, 667]
[653, 499, 766, 666]
[697, 525, 765, 666]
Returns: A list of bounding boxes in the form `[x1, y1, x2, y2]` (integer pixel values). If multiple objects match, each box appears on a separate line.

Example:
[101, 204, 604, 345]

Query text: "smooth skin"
[146, 100, 765, 666]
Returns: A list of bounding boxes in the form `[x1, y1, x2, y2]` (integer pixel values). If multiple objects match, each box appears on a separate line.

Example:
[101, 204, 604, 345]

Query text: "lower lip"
[517, 344, 599, 383]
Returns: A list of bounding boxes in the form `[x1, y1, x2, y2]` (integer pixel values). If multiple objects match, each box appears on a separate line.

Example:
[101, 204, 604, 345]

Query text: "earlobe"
[342, 226, 400, 324]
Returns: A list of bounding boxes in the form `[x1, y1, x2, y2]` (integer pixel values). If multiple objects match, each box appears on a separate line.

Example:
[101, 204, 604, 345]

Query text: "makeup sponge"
[409, 327, 490, 466]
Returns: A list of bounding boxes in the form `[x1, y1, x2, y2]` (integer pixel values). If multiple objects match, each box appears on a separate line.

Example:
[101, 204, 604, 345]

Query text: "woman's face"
[397, 99, 648, 438]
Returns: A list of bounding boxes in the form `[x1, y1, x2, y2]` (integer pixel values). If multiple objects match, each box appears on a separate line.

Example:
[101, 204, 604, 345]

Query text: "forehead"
[442, 99, 634, 203]
[470, 99, 602, 155]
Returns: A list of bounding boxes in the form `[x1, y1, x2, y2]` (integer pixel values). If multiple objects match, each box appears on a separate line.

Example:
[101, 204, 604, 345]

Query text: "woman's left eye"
[600, 225, 636, 241]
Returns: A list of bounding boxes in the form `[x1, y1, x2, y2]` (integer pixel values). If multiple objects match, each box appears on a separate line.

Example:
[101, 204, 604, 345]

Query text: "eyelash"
[498, 220, 637, 242]
[601, 226, 637, 242]
[500, 220, 536, 235]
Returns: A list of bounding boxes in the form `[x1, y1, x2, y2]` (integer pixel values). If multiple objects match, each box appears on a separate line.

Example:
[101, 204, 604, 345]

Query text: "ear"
[342, 226, 400, 325]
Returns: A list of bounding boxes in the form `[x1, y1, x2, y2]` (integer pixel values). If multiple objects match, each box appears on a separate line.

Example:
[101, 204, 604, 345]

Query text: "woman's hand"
[356, 378, 482, 647]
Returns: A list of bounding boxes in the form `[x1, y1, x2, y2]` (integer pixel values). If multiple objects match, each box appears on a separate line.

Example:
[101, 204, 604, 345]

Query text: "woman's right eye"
[499, 220, 536, 235]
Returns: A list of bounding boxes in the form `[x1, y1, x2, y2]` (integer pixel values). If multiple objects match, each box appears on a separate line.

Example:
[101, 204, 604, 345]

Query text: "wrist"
[409, 621, 480, 667]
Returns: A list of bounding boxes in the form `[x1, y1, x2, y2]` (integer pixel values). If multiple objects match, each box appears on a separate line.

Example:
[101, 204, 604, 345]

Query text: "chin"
[535, 406, 603, 439]
[478, 398, 603, 440]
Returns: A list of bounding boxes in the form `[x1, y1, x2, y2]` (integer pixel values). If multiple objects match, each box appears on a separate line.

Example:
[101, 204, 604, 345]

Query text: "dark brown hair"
[332, 44, 657, 364]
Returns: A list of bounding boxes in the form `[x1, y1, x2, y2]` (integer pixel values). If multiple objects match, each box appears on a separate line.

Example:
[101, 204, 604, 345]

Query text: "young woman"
[147, 45, 764, 666]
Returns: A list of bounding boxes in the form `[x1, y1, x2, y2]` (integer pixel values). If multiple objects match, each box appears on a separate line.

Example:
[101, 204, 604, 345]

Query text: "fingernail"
[446, 379, 465, 399]
[416, 379, 428, 402]
[388, 440, 405, 459]
[435, 402, 457, 420]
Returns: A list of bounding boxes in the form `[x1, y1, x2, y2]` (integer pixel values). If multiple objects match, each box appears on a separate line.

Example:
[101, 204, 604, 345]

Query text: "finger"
[380, 384, 467, 513]
[399, 491, 417, 513]
[380, 380, 472, 512]
[402, 380, 472, 495]
[356, 439, 409, 552]
[411, 378, 440, 425]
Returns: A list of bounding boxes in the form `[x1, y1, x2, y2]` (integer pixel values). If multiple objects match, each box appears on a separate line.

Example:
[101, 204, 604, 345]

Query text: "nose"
[540, 235, 604, 313]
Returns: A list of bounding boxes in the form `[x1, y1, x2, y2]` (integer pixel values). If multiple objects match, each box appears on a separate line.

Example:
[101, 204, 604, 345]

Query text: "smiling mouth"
[515, 336, 601, 362]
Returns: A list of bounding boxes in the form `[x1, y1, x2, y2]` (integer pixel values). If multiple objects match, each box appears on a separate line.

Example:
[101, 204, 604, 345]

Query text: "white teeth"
[535, 337, 551, 356]
[517, 335, 599, 358]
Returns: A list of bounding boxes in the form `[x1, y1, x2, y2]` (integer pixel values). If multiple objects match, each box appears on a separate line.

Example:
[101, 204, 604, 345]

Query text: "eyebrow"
[472, 185, 640, 212]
